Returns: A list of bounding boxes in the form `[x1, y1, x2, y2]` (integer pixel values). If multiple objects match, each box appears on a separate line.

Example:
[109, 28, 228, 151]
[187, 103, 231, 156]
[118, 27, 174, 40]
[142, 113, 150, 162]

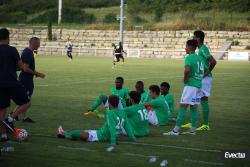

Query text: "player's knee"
[80, 131, 89, 141]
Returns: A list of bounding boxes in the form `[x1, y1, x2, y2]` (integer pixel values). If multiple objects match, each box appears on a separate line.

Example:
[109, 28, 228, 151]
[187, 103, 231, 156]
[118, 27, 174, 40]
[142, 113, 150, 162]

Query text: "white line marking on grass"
[184, 159, 224, 166]
[123, 152, 153, 158]
[6, 141, 31, 145]
[119, 141, 221, 153]
[32, 133, 221, 153]
[57, 145, 95, 152]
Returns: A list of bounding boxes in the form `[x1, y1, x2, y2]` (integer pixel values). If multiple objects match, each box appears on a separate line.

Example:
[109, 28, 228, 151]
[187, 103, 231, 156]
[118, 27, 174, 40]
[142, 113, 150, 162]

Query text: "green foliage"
[103, 13, 117, 23]
[29, 8, 96, 24]
[47, 22, 52, 41]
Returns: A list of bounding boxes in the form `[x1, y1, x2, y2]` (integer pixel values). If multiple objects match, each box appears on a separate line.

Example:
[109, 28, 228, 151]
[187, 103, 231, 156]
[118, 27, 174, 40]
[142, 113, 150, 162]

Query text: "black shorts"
[115, 54, 124, 62]
[20, 80, 34, 100]
[0, 84, 30, 109]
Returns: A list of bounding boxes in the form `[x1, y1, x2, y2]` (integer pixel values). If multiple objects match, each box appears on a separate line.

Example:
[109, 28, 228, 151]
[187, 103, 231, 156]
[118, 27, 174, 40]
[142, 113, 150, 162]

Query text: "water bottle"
[1, 146, 15, 152]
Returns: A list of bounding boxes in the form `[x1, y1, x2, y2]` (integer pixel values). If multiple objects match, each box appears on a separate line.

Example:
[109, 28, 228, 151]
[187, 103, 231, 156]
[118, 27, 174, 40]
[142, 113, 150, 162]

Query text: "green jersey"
[198, 44, 212, 77]
[184, 53, 204, 88]
[111, 87, 129, 107]
[163, 92, 174, 118]
[139, 91, 151, 104]
[151, 96, 169, 126]
[124, 104, 149, 137]
[97, 109, 136, 145]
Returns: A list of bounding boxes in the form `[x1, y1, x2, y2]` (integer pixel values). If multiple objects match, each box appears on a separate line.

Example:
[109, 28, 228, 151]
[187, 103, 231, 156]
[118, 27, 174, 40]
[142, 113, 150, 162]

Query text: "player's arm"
[107, 114, 117, 145]
[184, 65, 191, 84]
[124, 115, 136, 142]
[16, 60, 24, 71]
[22, 63, 46, 79]
[204, 56, 217, 77]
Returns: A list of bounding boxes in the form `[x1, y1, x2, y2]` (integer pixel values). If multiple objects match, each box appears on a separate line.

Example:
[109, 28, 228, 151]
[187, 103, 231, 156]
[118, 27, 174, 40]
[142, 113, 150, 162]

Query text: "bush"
[28, 8, 96, 24]
[0, 11, 27, 23]
[103, 13, 117, 23]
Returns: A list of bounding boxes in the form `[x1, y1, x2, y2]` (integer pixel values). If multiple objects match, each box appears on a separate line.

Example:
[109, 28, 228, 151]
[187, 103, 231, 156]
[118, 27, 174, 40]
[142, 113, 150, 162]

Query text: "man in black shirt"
[18, 37, 45, 122]
[112, 42, 126, 68]
[0, 28, 31, 141]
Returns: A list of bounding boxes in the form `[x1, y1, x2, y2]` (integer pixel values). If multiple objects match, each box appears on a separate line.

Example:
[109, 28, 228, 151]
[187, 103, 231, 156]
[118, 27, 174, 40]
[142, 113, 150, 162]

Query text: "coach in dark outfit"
[18, 37, 45, 122]
[0, 28, 31, 141]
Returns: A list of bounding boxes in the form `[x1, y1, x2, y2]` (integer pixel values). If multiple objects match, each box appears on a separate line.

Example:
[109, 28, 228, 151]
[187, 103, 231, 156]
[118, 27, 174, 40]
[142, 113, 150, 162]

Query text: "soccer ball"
[15, 128, 29, 142]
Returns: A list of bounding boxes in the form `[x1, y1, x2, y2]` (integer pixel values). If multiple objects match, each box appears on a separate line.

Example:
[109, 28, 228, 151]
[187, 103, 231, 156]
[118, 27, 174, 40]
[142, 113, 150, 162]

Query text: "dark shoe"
[0, 137, 9, 142]
[22, 117, 35, 123]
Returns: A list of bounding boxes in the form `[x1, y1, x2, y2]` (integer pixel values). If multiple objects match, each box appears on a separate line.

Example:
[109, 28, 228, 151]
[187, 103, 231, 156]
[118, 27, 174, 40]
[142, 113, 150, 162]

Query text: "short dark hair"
[129, 91, 141, 104]
[186, 39, 197, 51]
[116, 76, 124, 83]
[29, 37, 40, 44]
[136, 81, 144, 86]
[194, 30, 205, 43]
[0, 28, 10, 41]
[160, 82, 170, 90]
[149, 85, 160, 95]
[108, 95, 119, 108]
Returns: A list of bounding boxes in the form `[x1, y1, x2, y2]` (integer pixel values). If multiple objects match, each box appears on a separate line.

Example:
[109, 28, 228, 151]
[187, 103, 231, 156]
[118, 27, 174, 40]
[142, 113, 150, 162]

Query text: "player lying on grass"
[57, 95, 136, 145]
[144, 85, 169, 126]
[135, 81, 151, 104]
[112, 42, 127, 68]
[124, 91, 149, 137]
[85, 77, 129, 116]
[163, 39, 204, 136]
[160, 82, 175, 122]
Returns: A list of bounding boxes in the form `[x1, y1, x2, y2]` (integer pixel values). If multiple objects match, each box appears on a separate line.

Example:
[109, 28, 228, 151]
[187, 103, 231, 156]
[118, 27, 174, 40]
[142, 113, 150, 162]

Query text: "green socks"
[190, 107, 198, 128]
[176, 107, 187, 127]
[201, 100, 209, 125]
[65, 130, 82, 140]
[91, 94, 107, 111]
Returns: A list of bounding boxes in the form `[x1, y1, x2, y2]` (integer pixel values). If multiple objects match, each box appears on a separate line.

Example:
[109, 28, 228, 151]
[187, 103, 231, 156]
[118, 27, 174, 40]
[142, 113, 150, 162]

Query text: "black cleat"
[22, 117, 35, 123]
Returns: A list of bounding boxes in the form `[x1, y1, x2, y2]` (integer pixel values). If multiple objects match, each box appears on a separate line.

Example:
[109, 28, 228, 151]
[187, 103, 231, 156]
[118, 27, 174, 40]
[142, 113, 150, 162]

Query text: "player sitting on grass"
[57, 95, 136, 145]
[135, 81, 151, 104]
[163, 39, 204, 136]
[160, 82, 175, 122]
[85, 77, 129, 116]
[124, 91, 149, 137]
[144, 85, 169, 126]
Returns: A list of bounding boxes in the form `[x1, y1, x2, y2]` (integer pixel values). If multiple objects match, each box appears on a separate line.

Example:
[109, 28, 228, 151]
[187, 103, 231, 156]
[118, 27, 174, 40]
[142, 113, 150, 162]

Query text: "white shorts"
[148, 110, 159, 126]
[201, 76, 212, 97]
[104, 99, 123, 109]
[180, 86, 201, 105]
[84, 130, 99, 142]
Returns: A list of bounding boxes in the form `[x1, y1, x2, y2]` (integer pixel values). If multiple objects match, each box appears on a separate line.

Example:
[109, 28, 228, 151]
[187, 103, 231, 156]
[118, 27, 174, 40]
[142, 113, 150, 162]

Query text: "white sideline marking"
[123, 152, 153, 158]
[119, 141, 221, 153]
[184, 159, 224, 166]
[57, 145, 95, 152]
[32, 133, 221, 153]
[36, 75, 182, 87]
[6, 141, 31, 145]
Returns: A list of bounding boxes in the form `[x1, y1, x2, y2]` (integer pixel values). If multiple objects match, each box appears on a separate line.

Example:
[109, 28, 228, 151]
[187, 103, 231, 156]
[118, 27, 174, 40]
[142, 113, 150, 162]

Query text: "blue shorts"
[19, 79, 34, 100]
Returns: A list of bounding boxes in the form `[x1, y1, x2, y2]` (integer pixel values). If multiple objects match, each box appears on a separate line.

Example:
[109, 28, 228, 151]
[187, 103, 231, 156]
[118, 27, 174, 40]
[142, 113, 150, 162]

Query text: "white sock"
[173, 126, 180, 133]
[1, 133, 7, 139]
[8, 116, 14, 122]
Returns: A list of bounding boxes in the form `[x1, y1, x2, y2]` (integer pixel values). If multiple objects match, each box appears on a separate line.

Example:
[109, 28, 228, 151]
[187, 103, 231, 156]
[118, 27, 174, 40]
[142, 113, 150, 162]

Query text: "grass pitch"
[1, 56, 250, 167]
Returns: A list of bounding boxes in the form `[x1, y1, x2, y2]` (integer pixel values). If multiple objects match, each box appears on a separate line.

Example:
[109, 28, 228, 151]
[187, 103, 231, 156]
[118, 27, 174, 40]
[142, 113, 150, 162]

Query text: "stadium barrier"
[13, 45, 249, 60]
